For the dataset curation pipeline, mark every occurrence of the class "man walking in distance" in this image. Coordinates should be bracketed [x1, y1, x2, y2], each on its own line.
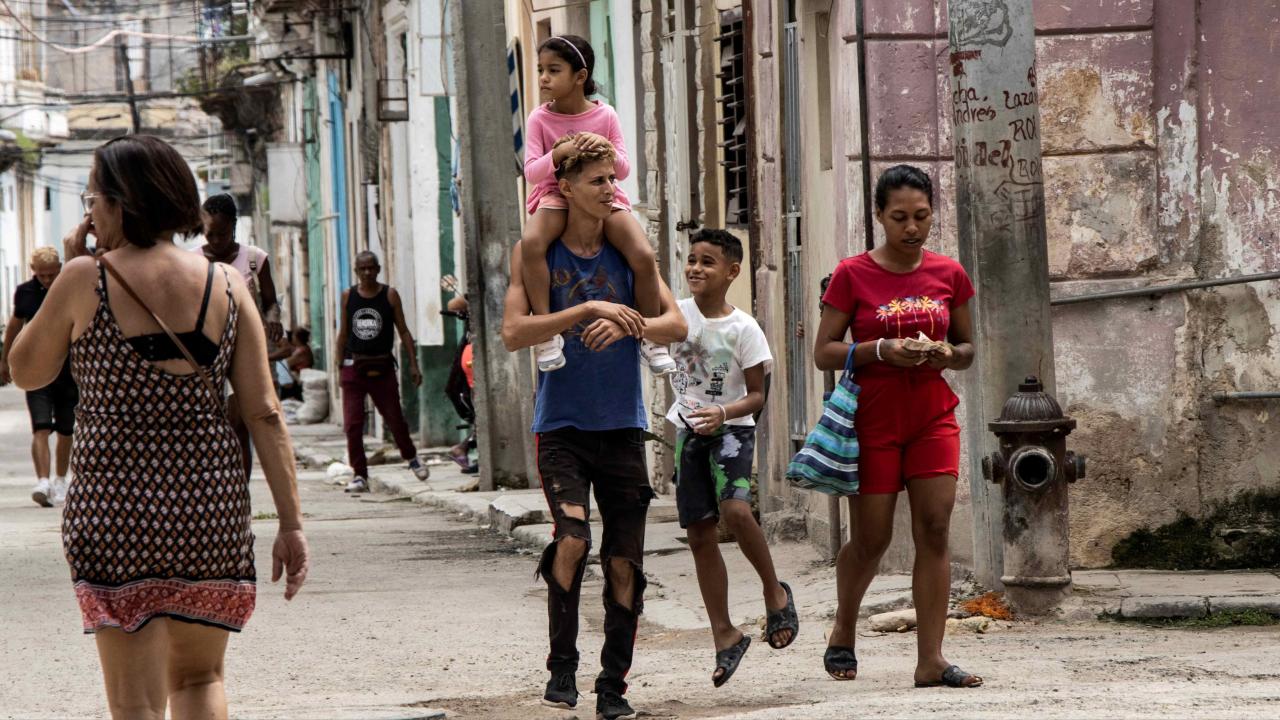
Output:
[0, 247, 78, 506]
[336, 251, 431, 493]
[197, 193, 284, 478]
[501, 140, 687, 720]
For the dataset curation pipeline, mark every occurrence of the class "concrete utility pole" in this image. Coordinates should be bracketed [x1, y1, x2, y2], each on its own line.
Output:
[117, 42, 142, 134]
[451, 0, 536, 490]
[945, 0, 1055, 592]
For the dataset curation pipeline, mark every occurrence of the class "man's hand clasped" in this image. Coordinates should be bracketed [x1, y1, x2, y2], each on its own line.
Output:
[577, 300, 645, 352]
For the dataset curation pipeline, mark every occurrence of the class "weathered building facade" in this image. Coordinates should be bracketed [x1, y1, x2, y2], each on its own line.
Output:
[747, 0, 1280, 568]
[0, 0, 68, 318]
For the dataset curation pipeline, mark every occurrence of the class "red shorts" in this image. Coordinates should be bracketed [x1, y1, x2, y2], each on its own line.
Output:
[855, 371, 961, 494]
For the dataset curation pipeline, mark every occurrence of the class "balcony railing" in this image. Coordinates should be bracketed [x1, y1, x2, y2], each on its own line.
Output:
[377, 79, 409, 122]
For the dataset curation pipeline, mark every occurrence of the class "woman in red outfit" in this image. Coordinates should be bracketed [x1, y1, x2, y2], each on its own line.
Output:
[813, 165, 983, 688]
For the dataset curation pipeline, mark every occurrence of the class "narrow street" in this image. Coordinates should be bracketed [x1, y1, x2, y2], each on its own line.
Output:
[0, 382, 1277, 719]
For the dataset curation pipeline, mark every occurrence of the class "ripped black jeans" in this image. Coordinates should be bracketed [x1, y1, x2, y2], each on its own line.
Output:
[536, 427, 655, 695]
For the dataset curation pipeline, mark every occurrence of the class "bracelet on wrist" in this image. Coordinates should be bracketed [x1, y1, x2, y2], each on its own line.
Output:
[875, 338, 885, 362]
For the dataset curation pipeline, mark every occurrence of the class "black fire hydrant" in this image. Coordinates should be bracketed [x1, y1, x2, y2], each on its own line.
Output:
[981, 376, 1086, 614]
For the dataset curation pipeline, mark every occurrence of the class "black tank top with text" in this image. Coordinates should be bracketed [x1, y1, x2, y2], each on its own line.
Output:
[344, 284, 395, 357]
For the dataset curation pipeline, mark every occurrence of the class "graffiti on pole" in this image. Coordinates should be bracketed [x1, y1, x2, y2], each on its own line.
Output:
[949, 0, 1013, 50]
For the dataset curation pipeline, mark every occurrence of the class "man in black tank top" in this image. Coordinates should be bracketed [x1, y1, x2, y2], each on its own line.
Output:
[335, 251, 430, 491]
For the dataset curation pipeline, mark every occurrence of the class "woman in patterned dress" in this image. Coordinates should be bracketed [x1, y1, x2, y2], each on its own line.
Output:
[10, 135, 309, 719]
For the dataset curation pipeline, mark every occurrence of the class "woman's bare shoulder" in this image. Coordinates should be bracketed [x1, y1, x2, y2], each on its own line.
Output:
[56, 256, 100, 295]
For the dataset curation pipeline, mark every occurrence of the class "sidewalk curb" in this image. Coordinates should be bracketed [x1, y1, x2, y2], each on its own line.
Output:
[295, 437, 692, 558]
[1207, 595, 1280, 615]
[1119, 595, 1208, 619]
[293, 437, 1280, 628]
[298, 437, 921, 623]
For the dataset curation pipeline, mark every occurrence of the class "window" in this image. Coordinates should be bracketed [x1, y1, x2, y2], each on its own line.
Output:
[717, 8, 749, 226]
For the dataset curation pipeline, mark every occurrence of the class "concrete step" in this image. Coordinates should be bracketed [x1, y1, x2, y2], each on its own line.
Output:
[414, 490, 503, 520]
[488, 489, 679, 534]
[510, 519, 688, 558]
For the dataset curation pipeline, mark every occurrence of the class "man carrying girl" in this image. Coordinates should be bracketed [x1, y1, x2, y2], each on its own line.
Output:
[520, 34, 676, 377]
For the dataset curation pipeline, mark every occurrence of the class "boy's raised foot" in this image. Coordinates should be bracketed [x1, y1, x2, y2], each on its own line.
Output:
[641, 340, 677, 375]
[537, 335, 567, 372]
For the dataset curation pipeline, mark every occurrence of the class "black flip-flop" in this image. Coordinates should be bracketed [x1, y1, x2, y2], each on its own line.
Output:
[915, 664, 984, 688]
[765, 581, 799, 649]
[712, 634, 752, 687]
[824, 645, 858, 681]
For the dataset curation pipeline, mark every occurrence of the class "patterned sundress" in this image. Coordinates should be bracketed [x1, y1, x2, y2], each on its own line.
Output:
[62, 263, 256, 633]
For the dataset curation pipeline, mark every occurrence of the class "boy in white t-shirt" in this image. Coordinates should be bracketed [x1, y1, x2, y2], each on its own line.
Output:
[667, 229, 797, 688]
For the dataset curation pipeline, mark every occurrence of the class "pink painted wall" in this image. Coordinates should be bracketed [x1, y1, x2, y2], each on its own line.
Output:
[777, 0, 1280, 567]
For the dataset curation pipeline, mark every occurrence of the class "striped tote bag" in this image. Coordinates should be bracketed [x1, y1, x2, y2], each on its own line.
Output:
[787, 343, 860, 496]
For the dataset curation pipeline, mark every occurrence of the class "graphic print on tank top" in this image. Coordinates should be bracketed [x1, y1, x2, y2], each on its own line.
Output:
[533, 240, 645, 433]
[552, 264, 627, 354]
[352, 306, 384, 341]
[345, 284, 396, 356]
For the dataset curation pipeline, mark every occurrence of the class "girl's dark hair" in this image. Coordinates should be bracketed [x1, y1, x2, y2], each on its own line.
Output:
[874, 164, 934, 212]
[92, 135, 202, 248]
[202, 193, 238, 225]
[539, 34, 599, 97]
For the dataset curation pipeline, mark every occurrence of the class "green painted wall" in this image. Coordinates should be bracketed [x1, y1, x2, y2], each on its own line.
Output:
[589, 0, 615, 103]
[415, 96, 464, 448]
[304, 78, 327, 368]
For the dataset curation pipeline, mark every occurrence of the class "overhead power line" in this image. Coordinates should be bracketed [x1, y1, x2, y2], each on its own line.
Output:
[0, 0, 252, 54]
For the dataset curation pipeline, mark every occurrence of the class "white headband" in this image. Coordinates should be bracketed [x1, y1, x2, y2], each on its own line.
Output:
[549, 36, 588, 70]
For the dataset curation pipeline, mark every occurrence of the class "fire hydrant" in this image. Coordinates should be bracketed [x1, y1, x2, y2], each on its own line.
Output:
[981, 376, 1086, 615]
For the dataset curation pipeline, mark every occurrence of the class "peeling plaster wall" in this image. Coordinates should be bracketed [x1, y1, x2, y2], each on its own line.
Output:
[750, 0, 1280, 570]
[1192, 0, 1280, 516]
[1021, 0, 1280, 568]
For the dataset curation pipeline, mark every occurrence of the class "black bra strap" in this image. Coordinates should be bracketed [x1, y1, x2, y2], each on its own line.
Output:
[194, 261, 215, 334]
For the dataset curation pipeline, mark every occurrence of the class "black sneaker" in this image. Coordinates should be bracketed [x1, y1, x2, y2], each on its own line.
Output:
[542, 671, 578, 709]
[595, 690, 636, 720]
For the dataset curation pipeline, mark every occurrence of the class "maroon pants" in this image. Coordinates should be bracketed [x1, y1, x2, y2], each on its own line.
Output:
[340, 365, 418, 479]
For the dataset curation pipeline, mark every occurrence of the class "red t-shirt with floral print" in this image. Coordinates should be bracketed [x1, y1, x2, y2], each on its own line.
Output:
[821, 250, 974, 381]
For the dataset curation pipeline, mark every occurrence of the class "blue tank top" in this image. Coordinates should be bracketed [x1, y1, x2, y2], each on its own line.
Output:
[532, 239, 646, 433]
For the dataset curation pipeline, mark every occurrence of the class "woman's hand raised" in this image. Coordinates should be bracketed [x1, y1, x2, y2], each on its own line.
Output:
[62, 215, 97, 260]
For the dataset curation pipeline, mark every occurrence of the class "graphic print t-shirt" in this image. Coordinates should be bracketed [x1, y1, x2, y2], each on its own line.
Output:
[666, 298, 773, 428]
[532, 240, 645, 433]
[14, 277, 73, 383]
[821, 250, 974, 380]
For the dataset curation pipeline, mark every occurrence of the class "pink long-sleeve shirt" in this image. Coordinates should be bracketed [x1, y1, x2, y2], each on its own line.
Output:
[523, 100, 632, 215]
